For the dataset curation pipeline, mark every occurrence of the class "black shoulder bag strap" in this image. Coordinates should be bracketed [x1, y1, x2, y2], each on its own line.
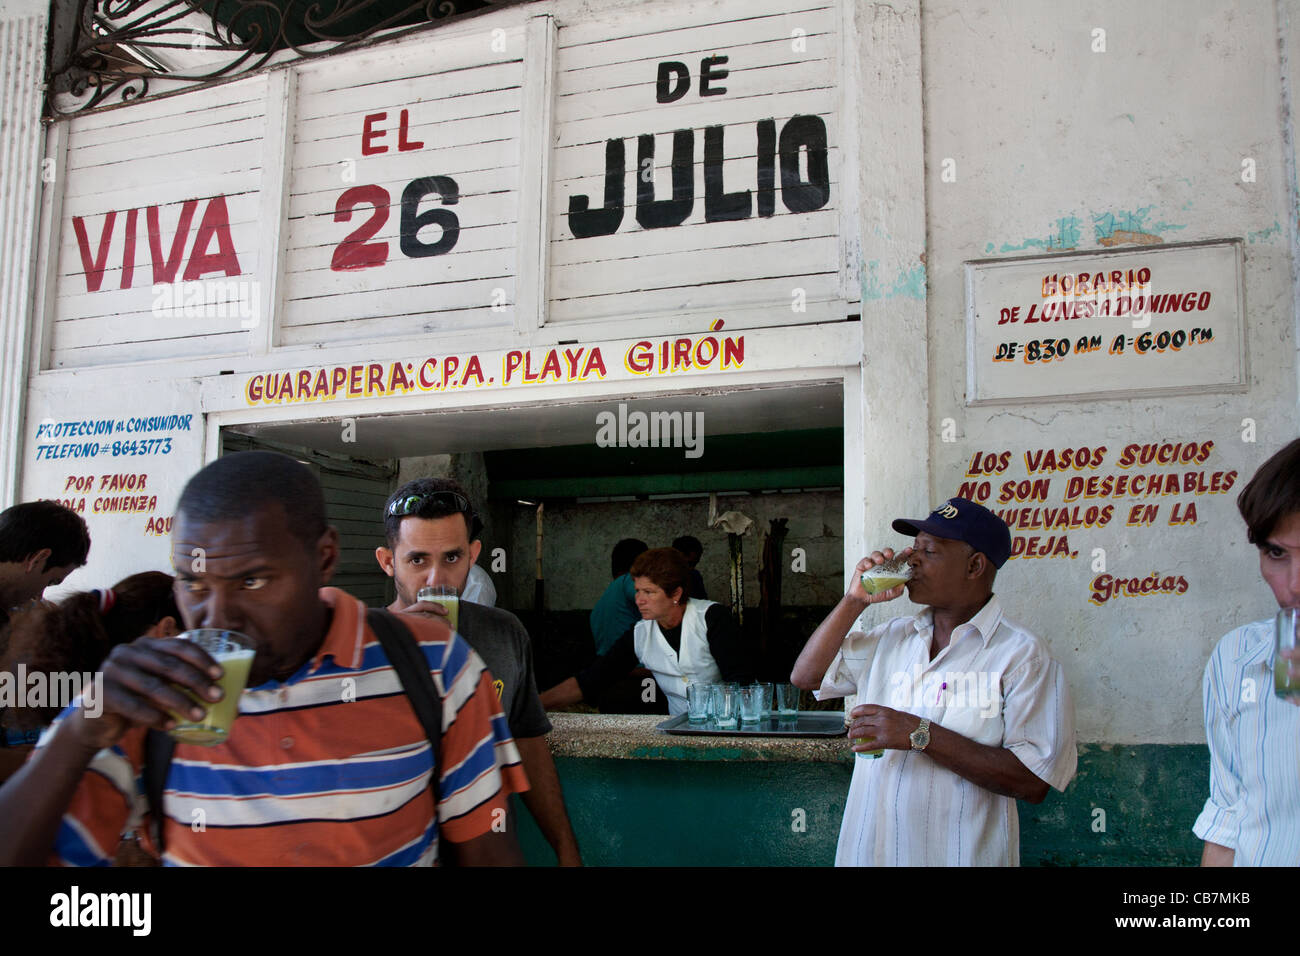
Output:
[365, 608, 443, 809]
[143, 728, 174, 855]
[142, 610, 444, 857]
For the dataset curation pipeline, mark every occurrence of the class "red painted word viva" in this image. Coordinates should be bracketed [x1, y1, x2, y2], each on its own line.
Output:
[73, 196, 241, 292]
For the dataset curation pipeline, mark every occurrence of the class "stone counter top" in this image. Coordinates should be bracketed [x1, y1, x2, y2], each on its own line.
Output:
[544, 712, 855, 762]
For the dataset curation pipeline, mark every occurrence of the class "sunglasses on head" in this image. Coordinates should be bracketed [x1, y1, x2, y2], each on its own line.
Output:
[387, 491, 483, 538]
[387, 491, 472, 517]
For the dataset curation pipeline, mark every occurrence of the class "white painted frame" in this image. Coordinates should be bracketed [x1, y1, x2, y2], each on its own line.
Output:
[964, 238, 1250, 406]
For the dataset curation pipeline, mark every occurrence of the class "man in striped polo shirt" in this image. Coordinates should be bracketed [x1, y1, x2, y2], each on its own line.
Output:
[0, 451, 528, 866]
[1197, 437, 1300, 866]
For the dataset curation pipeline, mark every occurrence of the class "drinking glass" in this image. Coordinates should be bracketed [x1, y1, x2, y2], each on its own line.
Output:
[739, 685, 766, 723]
[846, 706, 883, 759]
[687, 681, 712, 723]
[417, 585, 460, 631]
[860, 556, 912, 595]
[774, 683, 800, 719]
[712, 684, 739, 729]
[168, 629, 256, 746]
[1275, 608, 1300, 700]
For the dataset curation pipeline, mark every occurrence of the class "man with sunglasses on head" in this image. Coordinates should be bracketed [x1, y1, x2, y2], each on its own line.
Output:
[376, 478, 582, 866]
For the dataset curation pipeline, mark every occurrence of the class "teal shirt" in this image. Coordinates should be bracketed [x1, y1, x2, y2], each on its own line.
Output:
[590, 573, 639, 655]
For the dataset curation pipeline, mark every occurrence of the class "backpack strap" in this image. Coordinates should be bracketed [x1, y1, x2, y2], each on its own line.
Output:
[366, 609, 443, 809]
[143, 728, 175, 856]
[140, 610, 444, 859]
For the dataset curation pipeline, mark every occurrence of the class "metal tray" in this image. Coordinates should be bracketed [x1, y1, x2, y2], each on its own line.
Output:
[656, 711, 848, 738]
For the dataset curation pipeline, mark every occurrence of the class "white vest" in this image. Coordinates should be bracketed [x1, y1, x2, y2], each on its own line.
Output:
[633, 600, 722, 716]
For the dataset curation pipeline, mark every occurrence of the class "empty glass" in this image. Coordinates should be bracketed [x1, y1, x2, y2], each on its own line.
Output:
[774, 683, 800, 718]
[712, 683, 739, 729]
[739, 685, 766, 723]
[687, 681, 712, 723]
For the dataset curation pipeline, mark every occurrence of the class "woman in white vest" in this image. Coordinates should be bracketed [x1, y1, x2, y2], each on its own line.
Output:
[539, 548, 751, 716]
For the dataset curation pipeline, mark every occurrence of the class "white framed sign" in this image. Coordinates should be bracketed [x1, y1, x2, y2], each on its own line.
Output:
[965, 240, 1246, 404]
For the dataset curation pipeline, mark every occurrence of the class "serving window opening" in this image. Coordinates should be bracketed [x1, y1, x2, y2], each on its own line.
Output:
[219, 382, 845, 713]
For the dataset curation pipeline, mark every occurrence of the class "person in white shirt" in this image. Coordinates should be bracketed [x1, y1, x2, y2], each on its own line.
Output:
[462, 562, 497, 607]
[1196, 436, 1300, 866]
[791, 497, 1077, 866]
[540, 547, 751, 716]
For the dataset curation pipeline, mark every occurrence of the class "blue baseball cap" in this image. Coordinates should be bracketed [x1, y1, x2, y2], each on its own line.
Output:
[891, 497, 1012, 568]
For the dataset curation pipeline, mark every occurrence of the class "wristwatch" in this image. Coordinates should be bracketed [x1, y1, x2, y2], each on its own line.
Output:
[909, 717, 931, 752]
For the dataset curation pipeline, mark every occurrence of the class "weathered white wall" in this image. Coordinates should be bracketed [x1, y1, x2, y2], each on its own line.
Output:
[20, 374, 206, 598]
[15, 0, 1300, 752]
[919, 0, 1299, 743]
[0, 0, 45, 19]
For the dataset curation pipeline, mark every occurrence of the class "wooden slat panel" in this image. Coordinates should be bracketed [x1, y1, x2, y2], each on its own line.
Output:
[550, 273, 839, 323]
[559, 3, 830, 62]
[66, 80, 267, 134]
[48, 332, 250, 369]
[294, 29, 523, 99]
[546, 0, 837, 328]
[51, 75, 266, 370]
[283, 29, 525, 346]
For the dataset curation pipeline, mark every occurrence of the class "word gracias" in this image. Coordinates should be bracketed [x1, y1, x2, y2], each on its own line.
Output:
[246, 333, 745, 405]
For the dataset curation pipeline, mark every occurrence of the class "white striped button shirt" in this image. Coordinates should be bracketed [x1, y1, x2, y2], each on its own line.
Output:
[1194, 618, 1300, 865]
[816, 595, 1077, 866]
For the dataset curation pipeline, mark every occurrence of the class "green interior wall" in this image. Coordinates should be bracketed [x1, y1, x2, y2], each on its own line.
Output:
[512, 744, 1208, 866]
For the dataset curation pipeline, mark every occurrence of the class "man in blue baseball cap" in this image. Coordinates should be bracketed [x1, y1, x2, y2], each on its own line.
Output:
[792, 496, 1077, 866]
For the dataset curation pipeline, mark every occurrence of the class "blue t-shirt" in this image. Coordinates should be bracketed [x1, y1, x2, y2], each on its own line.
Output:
[590, 574, 639, 655]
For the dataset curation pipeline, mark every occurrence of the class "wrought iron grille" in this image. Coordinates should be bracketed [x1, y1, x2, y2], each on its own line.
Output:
[46, 0, 517, 117]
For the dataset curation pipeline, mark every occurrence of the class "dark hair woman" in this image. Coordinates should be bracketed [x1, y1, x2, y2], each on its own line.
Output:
[541, 548, 751, 714]
[0, 572, 181, 742]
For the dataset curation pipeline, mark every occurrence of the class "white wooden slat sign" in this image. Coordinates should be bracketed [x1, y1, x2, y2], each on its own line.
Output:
[965, 240, 1247, 404]
[281, 27, 526, 347]
[548, 0, 839, 327]
[45, 0, 851, 371]
[49, 77, 267, 369]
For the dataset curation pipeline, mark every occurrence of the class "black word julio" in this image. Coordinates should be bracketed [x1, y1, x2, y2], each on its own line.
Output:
[567, 116, 830, 237]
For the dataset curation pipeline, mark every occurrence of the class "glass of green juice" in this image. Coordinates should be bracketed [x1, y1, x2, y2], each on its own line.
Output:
[1274, 608, 1300, 700]
[168, 629, 256, 746]
[860, 556, 912, 595]
[418, 585, 459, 631]
[846, 709, 883, 758]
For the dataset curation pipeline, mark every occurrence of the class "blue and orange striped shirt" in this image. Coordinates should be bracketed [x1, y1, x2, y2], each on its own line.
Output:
[40, 587, 528, 866]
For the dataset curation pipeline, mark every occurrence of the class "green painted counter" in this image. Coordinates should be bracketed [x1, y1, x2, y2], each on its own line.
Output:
[512, 715, 1210, 866]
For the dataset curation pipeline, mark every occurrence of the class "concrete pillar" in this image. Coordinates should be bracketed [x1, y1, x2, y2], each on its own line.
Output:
[0, 2, 47, 506]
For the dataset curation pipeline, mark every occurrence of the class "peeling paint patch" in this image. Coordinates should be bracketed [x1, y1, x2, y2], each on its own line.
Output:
[997, 215, 1081, 254]
[1098, 229, 1163, 247]
[861, 259, 926, 300]
[1247, 220, 1281, 243]
[1093, 207, 1185, 245]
